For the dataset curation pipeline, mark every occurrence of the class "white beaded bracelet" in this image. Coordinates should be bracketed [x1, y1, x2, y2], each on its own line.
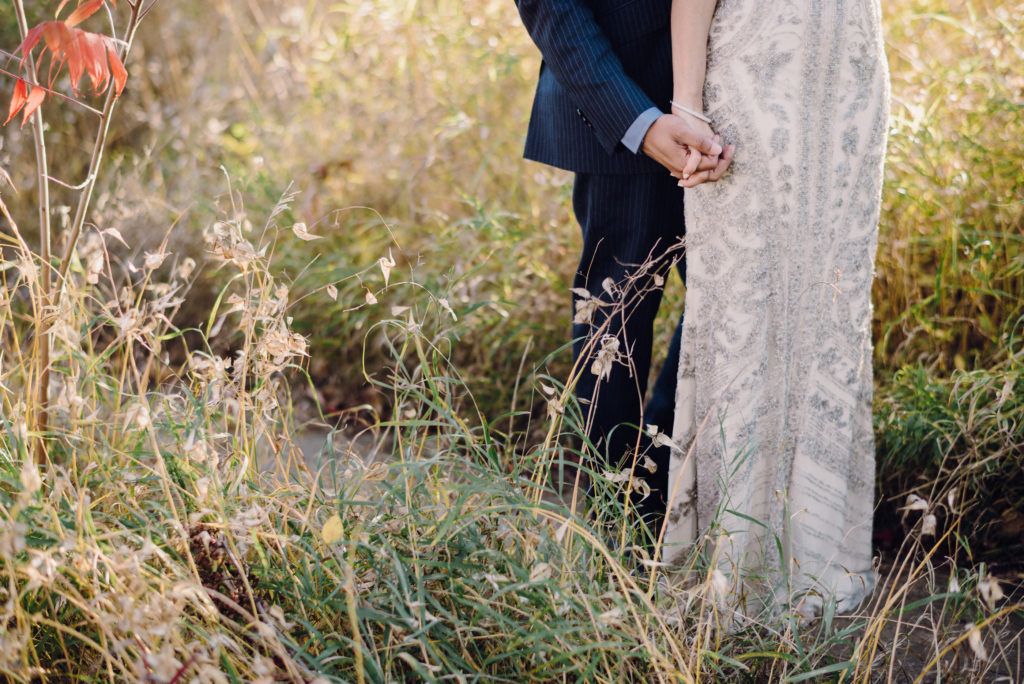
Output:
[670, 100, 712, 124]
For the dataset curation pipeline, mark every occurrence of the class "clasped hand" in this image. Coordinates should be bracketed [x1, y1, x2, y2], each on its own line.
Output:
[641, 113, 734, 188]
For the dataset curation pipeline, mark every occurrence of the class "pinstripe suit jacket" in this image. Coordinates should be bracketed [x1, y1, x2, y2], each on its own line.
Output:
[517, 0, 672, 175]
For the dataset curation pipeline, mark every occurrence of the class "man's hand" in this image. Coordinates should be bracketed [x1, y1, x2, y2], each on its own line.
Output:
[641, 114, 733, 187]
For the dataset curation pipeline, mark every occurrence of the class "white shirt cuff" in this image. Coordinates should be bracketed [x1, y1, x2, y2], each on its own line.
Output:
[621, 107, 663, 154]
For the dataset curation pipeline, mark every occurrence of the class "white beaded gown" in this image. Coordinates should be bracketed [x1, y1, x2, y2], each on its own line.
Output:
[663, 0, 890, 616]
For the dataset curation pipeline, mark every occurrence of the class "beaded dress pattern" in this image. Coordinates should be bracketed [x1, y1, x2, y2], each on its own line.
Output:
[665, 0, 890, 614]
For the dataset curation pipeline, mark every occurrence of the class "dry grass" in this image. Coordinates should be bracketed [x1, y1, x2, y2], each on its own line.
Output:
[0, 0, 1021, 681]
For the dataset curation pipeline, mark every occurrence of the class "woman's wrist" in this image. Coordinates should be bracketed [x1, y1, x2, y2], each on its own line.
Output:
[671, 88, 703, 109]
[670, 100, 712, 124]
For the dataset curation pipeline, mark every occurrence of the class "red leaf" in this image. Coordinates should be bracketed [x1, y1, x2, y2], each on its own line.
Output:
[4, 79, 28, 126]
[32, 22, 75, 90]
[20, 85, 47, 127]
[15, 24, 46, 66]
[65, 0, 105, 28]
[106, 42, 127, 96]
[79, 31, 110, 93]
[42, 23, 62, 52]
[65, 27, 87, 93]
[57, 0, 116, 21]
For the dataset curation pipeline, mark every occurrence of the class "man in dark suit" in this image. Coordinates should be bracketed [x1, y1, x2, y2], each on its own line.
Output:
[516, 0, 733, 544]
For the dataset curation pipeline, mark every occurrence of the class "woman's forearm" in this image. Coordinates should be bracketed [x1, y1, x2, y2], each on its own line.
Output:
[671, 0, 718, 110]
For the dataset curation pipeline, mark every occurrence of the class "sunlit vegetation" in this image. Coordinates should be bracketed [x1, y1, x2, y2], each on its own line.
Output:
[0, 0, 1020, 680]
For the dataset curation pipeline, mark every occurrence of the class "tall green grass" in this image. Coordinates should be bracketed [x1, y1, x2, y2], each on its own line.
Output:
[876, 3, 1024, 371]
[2, 200, 1019, 679]
[870, 1, 1024, 542]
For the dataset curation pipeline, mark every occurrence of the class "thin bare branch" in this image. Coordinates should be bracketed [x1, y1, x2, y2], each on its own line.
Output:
[44, 173, 93, 191]
[138, 0, 161, 22]
[12, 0, 53, 467]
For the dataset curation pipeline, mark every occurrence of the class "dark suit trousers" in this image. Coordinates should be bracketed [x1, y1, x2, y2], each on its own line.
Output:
[571, 171, 685, 542]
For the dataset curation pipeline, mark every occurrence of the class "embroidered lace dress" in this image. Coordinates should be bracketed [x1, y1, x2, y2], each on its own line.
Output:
[664, 0, 890, 617]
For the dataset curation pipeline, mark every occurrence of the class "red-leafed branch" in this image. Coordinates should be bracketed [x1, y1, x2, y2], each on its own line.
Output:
[4, 0, 126, 127]
[3, 0, 152, 465]
[57, 0, 146, 287]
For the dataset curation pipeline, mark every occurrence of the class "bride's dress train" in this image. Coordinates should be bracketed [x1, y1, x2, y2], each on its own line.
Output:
[663, 0, 889, 618]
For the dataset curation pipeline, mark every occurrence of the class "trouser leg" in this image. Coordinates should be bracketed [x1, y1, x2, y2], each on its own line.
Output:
[640, 311, 684, 535]
[570, 171, 686, 542]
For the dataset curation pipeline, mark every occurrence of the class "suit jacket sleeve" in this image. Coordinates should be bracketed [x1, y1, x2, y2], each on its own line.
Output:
[516, 0, 659, 155]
